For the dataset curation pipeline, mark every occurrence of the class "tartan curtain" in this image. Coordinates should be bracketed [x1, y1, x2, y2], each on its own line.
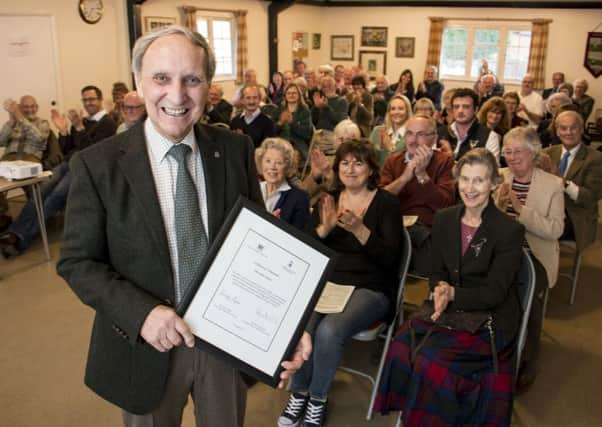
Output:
[527, 20, 550, 89]
[426, 17, 446, 72]
[233, 11, 248, 85]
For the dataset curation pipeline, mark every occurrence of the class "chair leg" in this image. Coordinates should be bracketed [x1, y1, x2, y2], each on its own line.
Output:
[569, 251, 582, 305]
[365, 327, 394, 420]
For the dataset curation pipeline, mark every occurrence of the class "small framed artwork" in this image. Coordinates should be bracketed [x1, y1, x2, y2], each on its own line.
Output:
[331, 35, 354, 61]
[312, 33, 321, 50]
[359, 50, 387, 80]
[584, 32, 602, 78]
[144, 16, 176, 33]
[361, 27, 387, 47]
[395, 37, 415, 58]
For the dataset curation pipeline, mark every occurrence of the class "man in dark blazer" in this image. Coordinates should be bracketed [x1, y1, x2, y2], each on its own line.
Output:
[57, 26, 310, 426]
[230, 84, 275, 147]
[544, 110, 602, 252]
[542, 71, 565, 100]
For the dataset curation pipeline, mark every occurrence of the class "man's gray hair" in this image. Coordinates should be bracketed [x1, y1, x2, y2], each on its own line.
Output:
[131, 25, 216, 82]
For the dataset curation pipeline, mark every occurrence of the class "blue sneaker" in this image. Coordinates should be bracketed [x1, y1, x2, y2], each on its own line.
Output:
[303, 398, 327, 427]
[278, 392, 309, 427]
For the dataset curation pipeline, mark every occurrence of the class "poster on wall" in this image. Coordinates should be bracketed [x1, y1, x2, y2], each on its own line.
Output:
[292, 32, 309, 59]
[584, 32, 602, 78]
[312, 33, 321, 50]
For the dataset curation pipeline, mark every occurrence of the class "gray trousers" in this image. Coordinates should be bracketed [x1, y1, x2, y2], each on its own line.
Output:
[123, 345, 247, 427]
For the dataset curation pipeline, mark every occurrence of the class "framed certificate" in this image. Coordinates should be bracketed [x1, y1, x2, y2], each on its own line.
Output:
[178, 197, 336, 387]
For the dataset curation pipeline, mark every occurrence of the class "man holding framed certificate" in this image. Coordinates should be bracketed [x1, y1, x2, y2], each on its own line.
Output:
[58, 25, 311, 427]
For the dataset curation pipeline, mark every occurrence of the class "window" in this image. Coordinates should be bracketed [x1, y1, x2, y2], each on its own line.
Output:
[440, 22, 531, 83]
[196, 12, 236, 80]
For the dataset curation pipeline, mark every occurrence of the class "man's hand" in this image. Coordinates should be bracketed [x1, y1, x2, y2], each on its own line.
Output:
[51, 109, 69, 135]
[68, 109, 84, 131]
[278, 331, 312, 388]
[310, 149, 330, 180]
[312, 92, 327, 108]
[413, 145, 433, 178]
[140, 305, 195, 352]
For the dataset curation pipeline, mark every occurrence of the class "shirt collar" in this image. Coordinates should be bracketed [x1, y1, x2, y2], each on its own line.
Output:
[144, 117, 197, 164]
[260, 180, 291, 196]
[88, 110, 107, 122]
[243, 108, 261, 123]
[561, 143, 581, 158]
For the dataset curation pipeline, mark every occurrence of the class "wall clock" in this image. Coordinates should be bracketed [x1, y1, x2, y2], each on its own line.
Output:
[79, 0, 104, 24]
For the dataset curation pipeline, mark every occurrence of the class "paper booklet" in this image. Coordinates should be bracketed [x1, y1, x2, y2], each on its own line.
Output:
[403, 215, 418, 227]
[314, 281, 355, 314]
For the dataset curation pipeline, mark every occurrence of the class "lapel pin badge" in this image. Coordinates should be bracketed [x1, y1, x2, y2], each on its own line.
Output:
[214, 151, 220, 158]
[470, 238, 487, 258]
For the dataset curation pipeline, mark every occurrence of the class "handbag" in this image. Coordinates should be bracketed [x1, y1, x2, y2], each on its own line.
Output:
[408, 299, 498, 373]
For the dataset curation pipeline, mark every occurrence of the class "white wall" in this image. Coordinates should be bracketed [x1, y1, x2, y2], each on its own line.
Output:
[0, 0, 130, 118]
[279, 5, 602, 118]
[141, 0, 270, 101]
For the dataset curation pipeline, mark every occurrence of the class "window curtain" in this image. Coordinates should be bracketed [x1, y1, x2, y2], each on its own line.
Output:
[179, 6, 247, 84]
[425, 17, 446, 72]
[233, 11, 248, 85]
[527, 19, 550, 89]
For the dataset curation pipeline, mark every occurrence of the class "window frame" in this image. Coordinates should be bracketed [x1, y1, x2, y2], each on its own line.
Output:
[195, 11, 237, 82]
[439, 20, 532, 84]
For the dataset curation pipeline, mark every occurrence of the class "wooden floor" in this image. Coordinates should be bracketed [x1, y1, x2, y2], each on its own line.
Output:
[1, 199, 602, 427]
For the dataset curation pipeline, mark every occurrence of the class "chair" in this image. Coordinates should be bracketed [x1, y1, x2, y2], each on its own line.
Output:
[337, 226, 412, 420]
[515, 248, 536, 377]
[558, 240, 582, 305]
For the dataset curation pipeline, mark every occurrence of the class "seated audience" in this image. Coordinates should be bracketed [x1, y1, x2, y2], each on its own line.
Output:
[558, 82, 574, 98]
[269, 71, 285, 105]
[495, 127, 564, 393]
[416, 65, 444, 111]
[542, 72, 565, 99]
[116, 92, 145, 133]
[369, 94, 413, 166]
[517, 73, 544, 127]
[256, 138, 309, 230]
[573, 78, 595, 122]
[230, 84, 275, 148]
[346, 75, 374, 137]
[543, 111, 602, 254]
[0, 85, 117, 256]
[107, 81, 128, 125]
[375, 148, 524, 427]
[413, 97, 435, 117]
[300, 119, 361, 205]
[311, 76, 348, 131]
[371, 74, 394, 126]
[283, 70, 295, 88]
[476, 74, 498, 107]
[439, 88, 500, 162]
[294, 59, 306, 78]
[381, 115, 455, 275]
[279, 140, 402, 427]
[274, 82, 313, 162]
[503, 91, 529, 128]
[0, 95, 51, 229]
[435, 89, 456, 155]
[390, 69, 415, 104]
[205, 84, 233, 126]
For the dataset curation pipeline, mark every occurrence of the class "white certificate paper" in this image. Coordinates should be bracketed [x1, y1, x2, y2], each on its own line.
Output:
[183, 203, 332, 380]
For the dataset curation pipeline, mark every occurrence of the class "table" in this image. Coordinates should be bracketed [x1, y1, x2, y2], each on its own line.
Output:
[0, 171, 53, 260]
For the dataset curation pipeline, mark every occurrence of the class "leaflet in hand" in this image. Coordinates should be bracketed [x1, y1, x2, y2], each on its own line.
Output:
[314, 281, 355, 314]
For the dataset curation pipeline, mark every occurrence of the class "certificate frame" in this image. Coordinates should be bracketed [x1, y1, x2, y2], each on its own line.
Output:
[178, 197, 336, 387]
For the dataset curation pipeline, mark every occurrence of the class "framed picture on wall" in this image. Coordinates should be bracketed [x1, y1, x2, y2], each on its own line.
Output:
[359, 50, 387, 80]
[361, 27, 387, 47]
[584, 32, 602, 78]
[312, 33, 321, 50]
[395, 37, 415, 58]
[331, 35, 354, 61]
[144, 16, 176, 33]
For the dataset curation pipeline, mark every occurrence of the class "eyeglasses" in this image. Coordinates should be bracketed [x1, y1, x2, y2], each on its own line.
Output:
[405, 131, 435, 138]
[81, 97, 99, 102]
[502, 149, 527, 157]
[123, 105, 144, 111]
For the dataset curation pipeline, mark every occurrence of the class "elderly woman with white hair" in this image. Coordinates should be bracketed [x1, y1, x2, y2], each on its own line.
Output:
[495, 126, 564, 393]
[572, 78, 595, 122]
[256, 137, 310, 230]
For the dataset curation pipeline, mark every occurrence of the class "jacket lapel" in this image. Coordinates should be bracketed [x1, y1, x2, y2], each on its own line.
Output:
[117, 123, 172, 276]
[565, 144, 587, 181]
[194, 124, 225, 243]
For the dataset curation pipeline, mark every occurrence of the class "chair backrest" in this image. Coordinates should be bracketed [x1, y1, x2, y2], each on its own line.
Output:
[515, 248, 536, 372]
[394, 226, 413, 328]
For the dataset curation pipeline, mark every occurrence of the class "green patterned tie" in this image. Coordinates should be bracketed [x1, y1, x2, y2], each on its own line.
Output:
[167, 143, 209, 303]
